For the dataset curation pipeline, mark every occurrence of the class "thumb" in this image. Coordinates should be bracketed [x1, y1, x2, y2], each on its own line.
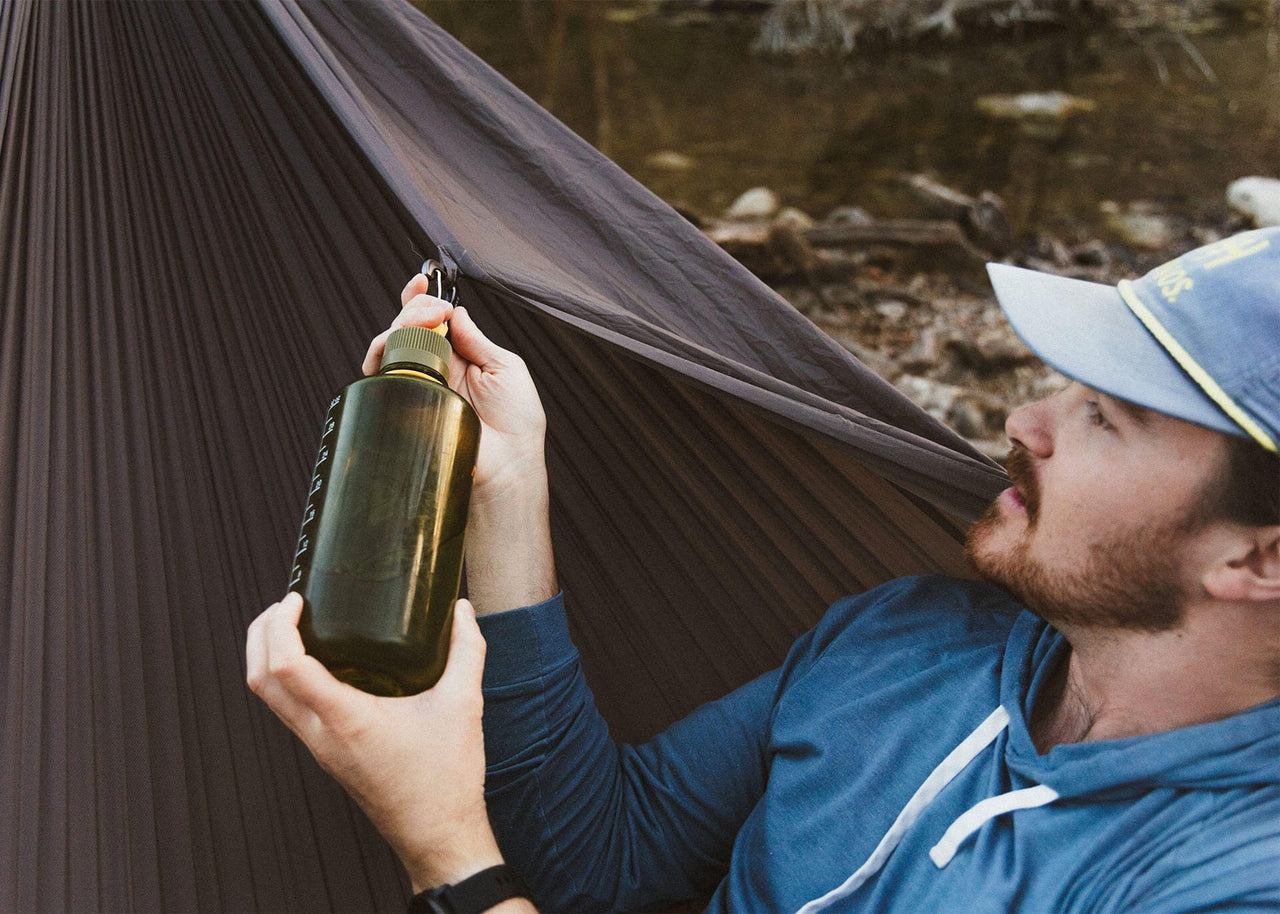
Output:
[448, 307, 507, 372]
[438, 598, 486, 694]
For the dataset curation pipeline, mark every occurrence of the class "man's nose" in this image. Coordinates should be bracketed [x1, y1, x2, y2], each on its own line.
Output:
[1005, 398, 1053, 458]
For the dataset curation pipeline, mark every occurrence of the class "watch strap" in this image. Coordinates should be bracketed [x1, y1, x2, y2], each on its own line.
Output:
[408, 864, 531, 914]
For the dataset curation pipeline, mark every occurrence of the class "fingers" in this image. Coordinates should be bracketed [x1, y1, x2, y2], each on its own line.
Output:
[437, 598, 487, 696]
[401, 272, 432, 307]
[248, 593, 352, 732]
[448, 306, 508, 373]
[363, 291, 455, 376]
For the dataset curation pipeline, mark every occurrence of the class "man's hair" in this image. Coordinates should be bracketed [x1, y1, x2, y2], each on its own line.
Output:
[1215, 435, 1280, 527]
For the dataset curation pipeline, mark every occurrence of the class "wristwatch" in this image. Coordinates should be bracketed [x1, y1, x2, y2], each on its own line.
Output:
[407, 864, 532, 914]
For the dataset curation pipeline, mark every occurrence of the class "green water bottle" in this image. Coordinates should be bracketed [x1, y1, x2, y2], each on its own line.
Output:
[288, 316, 481, 696]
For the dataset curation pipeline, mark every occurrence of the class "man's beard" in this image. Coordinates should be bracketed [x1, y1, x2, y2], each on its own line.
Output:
[964, 445, 1190, 633]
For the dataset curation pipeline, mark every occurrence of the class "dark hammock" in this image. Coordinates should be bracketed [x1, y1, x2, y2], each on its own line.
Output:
[0, 1, 1008, 910]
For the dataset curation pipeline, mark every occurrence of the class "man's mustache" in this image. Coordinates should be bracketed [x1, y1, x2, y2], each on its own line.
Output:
[1005, 444, 1040, 523]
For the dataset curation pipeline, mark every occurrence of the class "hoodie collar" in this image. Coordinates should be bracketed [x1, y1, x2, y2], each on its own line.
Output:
[1000, 613, 1280, 795]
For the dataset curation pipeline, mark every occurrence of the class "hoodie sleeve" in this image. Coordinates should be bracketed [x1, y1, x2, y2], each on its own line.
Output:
[478, 592, 788, 912]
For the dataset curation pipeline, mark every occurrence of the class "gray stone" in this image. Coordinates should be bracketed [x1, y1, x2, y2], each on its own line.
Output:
[645, 150, 696, 172]
[1226, 176, 1280, 227]
[975, 91, 1096, 121]
[726, 187, 781, 220]
[975, 91, 1095, 139]
[1099, 201, 1176, 251]
[875, 300, 909, 322]
[775, 206, 816, 230]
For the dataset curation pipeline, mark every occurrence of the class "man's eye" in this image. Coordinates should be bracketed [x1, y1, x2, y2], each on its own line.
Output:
[1086, 400, 1114, 430]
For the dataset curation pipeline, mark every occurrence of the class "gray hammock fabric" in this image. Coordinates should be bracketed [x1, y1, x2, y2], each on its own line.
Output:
[0, 1, 1007, 910]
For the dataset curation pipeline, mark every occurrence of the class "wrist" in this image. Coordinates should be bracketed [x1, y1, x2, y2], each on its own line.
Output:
[407, 863, 534, 914]
[470, 457, 548, 512]
[406, 842, 506, 895]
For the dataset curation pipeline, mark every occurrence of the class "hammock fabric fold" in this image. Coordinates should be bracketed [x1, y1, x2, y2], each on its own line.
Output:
[0, 1, 1006, 910]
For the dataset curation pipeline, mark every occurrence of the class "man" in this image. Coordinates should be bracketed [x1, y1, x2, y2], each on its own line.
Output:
[248, 228, 1280, 912]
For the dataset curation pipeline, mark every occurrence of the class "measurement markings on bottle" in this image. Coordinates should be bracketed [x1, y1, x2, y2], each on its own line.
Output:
[289, 394, 343, 590]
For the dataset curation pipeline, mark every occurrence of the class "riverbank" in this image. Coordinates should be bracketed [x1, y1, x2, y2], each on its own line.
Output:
[420, 0, 1279, 453]
[705, 172, 1277, 456]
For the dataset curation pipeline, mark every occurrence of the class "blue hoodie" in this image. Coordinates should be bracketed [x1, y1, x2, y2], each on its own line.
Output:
[479, 577, 1280, 912]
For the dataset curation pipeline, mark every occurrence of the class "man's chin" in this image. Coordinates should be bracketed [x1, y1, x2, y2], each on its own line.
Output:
[963, 506, 1186, 633]
[962, 503, 1009, 579]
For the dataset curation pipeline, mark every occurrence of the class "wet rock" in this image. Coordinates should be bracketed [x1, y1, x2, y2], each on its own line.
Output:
[975, 90, 1097, 121]
[1099, 200, 1176, 250]
[726, 187, 780, 220]
[646, 150, 696, 172]
[1226, 176, 1280, 227]
[775, 206, 816, 230]
[975, 90, 1096, 138]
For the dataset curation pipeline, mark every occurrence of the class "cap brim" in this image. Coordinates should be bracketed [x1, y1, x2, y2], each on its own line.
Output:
[987, 263, 1240, 438]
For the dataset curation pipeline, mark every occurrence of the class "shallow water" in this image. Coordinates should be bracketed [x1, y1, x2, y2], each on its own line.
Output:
[418, 2, 1278, 244]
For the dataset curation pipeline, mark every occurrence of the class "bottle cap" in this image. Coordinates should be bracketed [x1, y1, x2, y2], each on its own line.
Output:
[382, 325, 451, 382]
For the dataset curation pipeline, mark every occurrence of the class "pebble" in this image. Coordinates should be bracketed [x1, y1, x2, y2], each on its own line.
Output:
[875, 300, 909, 322]
[1099, 200, 1176, 250]
[775, 206, 816, 230]
[975, 90, 1096, 121]
[726, 187, 781, 220]
[1226, 176, 1280, 227]
[974, 91, 1095, 138]
[645, 150, 696, 172]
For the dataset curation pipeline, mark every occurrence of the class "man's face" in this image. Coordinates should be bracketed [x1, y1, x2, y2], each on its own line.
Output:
[965, 382, 1230, 632]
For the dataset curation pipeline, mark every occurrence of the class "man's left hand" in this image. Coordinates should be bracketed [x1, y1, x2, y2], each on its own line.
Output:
[246, 593, 504, 892]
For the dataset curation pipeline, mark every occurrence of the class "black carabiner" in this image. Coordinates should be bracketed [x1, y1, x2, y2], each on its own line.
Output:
[421, 258, 458, 305]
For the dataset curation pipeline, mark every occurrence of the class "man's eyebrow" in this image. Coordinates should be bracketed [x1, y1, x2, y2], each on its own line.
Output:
[1100, 392, 1153, 427]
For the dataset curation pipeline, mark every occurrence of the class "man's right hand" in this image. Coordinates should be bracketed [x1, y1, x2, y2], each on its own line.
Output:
[363, 274, 559, 615]
[364, 274, 548, 498]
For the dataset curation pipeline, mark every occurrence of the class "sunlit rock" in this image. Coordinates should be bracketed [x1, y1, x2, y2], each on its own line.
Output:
[975, 90, 1096, 139]
[1226, 176, 1280, 227]
[1099, 200, 1175, 250]
[975, 90, 1096, 121]
[725, 187, 780, 220]
[645, 150, 696, 172]
[775, 206, 816, 230]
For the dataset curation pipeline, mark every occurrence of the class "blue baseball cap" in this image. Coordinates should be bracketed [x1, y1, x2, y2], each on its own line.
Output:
[988, 227, 1280, 453]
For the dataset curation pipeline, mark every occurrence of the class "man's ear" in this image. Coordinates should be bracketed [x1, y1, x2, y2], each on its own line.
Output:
[1202, 525, 1280, 602]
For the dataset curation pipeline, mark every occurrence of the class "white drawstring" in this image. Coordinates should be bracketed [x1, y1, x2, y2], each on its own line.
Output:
[795, 706, 1011, 914]
[928, 784, 1059, 868]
